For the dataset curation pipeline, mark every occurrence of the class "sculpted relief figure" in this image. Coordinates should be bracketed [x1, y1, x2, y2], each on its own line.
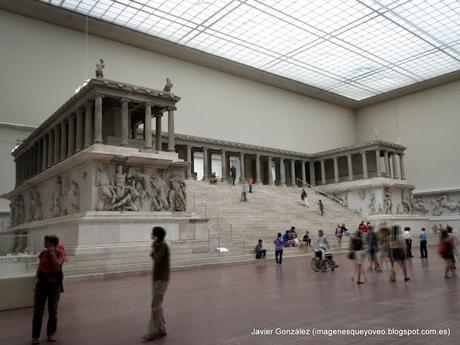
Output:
[368, 192, 376, 215]
[168, 176, 186, 211]
[50, 177, 64, 217]
[430, 197, 443, 216]
[383, 187, 393, 214]
[10, 195, 25, 227]
[29, 189, 43, 221]
[96, 167, 112, 211]
[163, 77, 173, 93]
[150, 175, 170, 211]
[68, 181, 80, 213]
[413, 197, 429, 214]
[439, 194, 460, 213]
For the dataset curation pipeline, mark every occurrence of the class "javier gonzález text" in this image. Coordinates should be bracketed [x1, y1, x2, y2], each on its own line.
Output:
[251, 328, 311, 336]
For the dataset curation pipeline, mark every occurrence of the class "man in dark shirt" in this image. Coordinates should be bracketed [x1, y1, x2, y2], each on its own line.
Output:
[230, 165, 237, 186]
[142, 226, 170, 342]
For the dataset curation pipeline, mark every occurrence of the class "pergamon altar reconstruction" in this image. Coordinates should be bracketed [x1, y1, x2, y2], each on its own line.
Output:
[0, 2, 460, 345]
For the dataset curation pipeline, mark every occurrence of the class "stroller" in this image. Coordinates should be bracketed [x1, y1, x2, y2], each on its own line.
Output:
[311, 249, 336, 272]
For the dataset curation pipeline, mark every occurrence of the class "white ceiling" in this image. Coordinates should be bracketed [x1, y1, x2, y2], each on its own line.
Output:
[40, 0, 460, 100]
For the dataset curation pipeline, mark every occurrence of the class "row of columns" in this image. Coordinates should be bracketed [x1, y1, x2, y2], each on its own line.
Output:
[183, 146, 406, 187]
[15, 96, 176, 185]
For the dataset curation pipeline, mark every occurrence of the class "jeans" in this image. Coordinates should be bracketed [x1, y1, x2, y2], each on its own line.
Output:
[147, 280, 169, 337]
[420, 240, 427, 258]
[32, 281, 60, 339]
[275, 250, 283, 264]
[256, 249, 266, 259]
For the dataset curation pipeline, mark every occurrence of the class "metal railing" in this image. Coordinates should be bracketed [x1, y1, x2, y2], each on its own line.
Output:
[295, 178, 350, 209]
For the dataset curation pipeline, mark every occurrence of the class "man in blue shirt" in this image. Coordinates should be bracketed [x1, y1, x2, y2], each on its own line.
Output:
[419, 228, 428, 258]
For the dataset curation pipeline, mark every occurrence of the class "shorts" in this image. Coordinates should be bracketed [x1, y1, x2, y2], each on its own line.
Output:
[354, 250, 364, 264]
[391, 248, 406, 261]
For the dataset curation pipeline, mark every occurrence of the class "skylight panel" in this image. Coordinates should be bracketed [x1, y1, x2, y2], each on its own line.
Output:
[37, 0, 460, 100]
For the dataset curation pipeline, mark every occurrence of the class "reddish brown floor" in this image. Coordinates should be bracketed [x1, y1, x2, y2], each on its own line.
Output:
[0, 247, 458, 345]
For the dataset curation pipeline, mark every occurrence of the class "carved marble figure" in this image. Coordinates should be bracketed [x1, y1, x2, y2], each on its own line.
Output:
[29, 189, 43, 221]
[383, 187, 393, 214]
[168, 176, 186, 211]
[50, 177, 63, 217]
[163, 78, 173, 93]
[95, 59, 105, 79]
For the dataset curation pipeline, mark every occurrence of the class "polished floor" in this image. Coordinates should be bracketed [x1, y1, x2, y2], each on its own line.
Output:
[0, 247, 458, 345]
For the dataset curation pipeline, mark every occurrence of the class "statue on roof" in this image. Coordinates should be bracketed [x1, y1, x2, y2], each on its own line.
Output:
[163, 78, 173, 93]
[95, 59, 105, 79]
[372, 127, 379, 140]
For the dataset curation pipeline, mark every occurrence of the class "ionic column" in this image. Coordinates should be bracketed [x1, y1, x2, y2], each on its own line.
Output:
[60, 120, 67, 160]
[42, 136, 48, 170]
[167, 107, 175, 152]
[362, 151, 368, 179]
[399, 153, 406, 179]
[186, 145, 193, 179]
[121, 99, 129, 147]
[30, 146, 35, 176]
[301, 160, 306, 186]
[84, 102, 92, 148]
[375, 149, 381, 176]
[280, 158, 286, 186]
[384, 150, 390, 177]
[203, 147, 209, 181]
[320, 159, 326, 185]
[392, 152, 399, 179]
[334, 157, 339, 183]
[309, 161, 316, 186]
[240, 152, 245, 182]
[76, 108, 83, 152]
[68, 115, 75, 156]
[155, 113, 162, 151]
[53, 126, 59, 164]
[290, 160, 296, 186]
[48, 131, 54, 166]
[94, 95, 103, 144]
[347, 153, 353, 181]
[256, 153, 262, 185]
[222, 150, 227, 182]
[268, 156, 273, 185]
[144, 103, 153, 150]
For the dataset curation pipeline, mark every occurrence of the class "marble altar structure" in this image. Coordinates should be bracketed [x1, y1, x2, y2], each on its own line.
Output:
[3, 76, 208, 255]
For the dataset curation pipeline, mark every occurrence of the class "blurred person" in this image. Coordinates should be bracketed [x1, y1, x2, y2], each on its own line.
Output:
[317, 229, 338, 268]
[367, 226, 381, 271]
[335, 224, 343, 249]
[439, 226, 456, 278]
[210, 172, 218, 184]
[300, 231, 311, 254]
[350, 231, 365, 284]
[240, 182, 248, 202]
[389, 226, 410, 282]
[230, 165, 237, 186]
[32, 235, 65, 345]
[141, 226, 170, 342]
[247, 175, 254, 193]
[301, 188, 309, 207]
[404, 227, 413, 258]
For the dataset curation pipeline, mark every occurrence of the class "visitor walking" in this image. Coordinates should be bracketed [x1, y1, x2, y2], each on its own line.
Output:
[389, 226, 410, 282]
[247, 175, 254, 193]
[241, 182, 248, 202]
[300, 230, 310, 254]
[335, 224, 343, 249]
[141, 226, 170, 342]
[350, 231, 365, 284]
[318, 200, 325, 216]
[301, 188, 309, 207]
[230, 165, 237, 186]
[419, 227, 428, 258]
[274, 233, 284, 265]
[439, 227, 456, 279]
[367, 226, 381, 271]
[32, 235, 65, 345]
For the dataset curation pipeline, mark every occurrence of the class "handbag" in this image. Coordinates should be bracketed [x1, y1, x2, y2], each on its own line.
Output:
[438, 242, 447, 256]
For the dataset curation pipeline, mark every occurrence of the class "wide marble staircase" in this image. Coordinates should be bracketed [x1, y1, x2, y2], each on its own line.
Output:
[22, 181, 363, 281]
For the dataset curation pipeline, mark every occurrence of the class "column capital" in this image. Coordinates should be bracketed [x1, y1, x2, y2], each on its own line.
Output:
[166, 106, 177, 111]
[154, 112, 163, 118]
[145, 102, 154, 107]
[120, 97, 130, 103]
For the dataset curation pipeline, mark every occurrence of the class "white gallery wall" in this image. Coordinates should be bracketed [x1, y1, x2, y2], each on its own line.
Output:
[355, 80, 460, 192]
